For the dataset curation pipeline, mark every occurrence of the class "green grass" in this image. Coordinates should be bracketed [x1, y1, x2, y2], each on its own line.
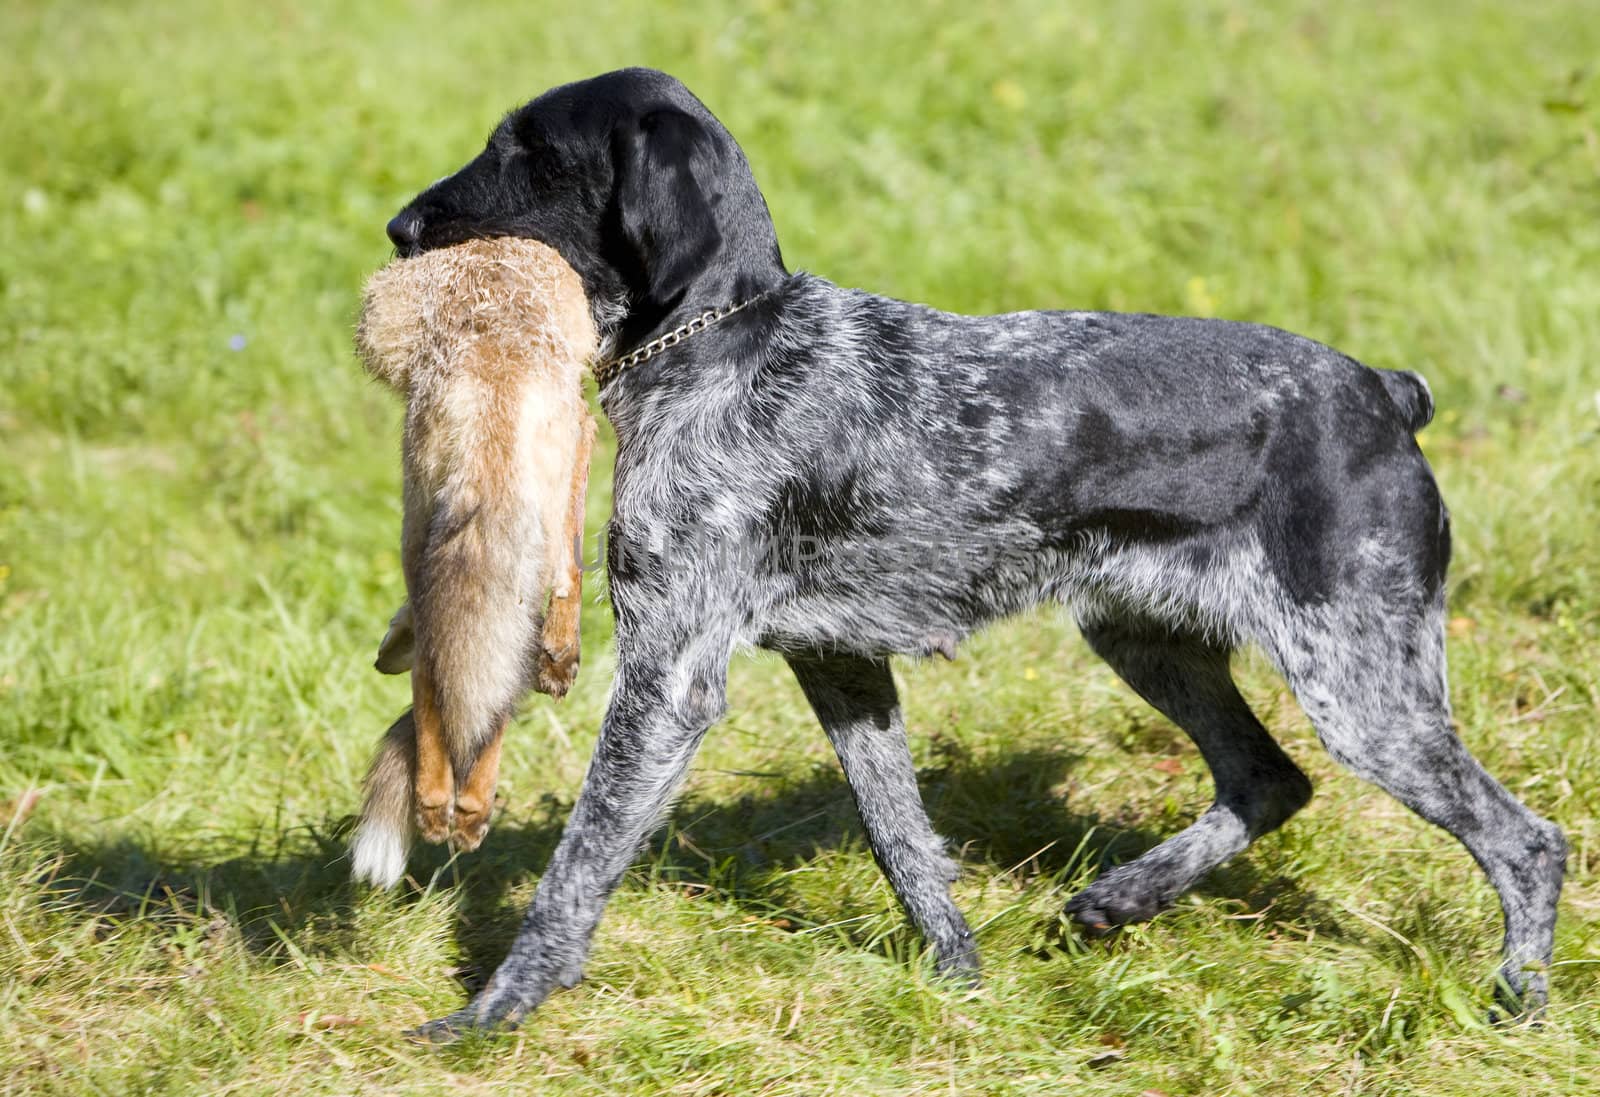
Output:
[2, 1, 1598, 1093]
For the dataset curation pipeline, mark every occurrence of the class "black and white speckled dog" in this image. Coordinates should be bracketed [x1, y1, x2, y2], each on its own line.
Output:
[382, 68, 1565, 1039]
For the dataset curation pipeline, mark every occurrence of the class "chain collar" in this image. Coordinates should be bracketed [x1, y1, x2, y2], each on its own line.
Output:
[591, 295, 763, 393]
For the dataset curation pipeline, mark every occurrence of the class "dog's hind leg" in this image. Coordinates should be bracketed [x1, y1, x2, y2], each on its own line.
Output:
[1066, 618, 1312, 930]
[1269, 598, 1566, 1016]
[787, 653, 979, 981]
[451, 717, 506, 853]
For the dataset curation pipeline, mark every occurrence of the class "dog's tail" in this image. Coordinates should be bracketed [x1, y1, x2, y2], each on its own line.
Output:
[350, 711, 416, 888]
[1377, 368, 1435, 433]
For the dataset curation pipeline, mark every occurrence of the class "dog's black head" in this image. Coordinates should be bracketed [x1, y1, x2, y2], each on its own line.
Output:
[387, 68, 787, 349]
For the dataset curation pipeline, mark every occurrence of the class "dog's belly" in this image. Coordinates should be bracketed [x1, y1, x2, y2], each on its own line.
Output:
[752, 509, 1205, 658]
[755, 544, 1066, 657]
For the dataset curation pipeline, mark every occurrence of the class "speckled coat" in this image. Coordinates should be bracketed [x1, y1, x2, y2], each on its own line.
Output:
[377, 68, 1566, 1039]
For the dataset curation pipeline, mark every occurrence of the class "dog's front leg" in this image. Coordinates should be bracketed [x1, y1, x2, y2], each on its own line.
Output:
[410, 624, 731, 1042]
[787, 653, 979, 981]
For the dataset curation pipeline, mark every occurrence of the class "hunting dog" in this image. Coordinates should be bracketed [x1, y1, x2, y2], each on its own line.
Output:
[381, 68, 1565, 1039]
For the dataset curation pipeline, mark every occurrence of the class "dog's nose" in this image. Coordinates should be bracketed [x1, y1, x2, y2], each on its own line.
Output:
[386, 211, 423, 252]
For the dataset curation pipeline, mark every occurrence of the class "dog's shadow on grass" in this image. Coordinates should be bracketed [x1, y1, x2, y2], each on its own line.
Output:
[445, 742, 1339, 989]
[29, 743, 1333, 991]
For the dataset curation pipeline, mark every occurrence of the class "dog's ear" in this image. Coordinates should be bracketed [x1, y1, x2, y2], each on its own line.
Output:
[613, 108, 722, 307]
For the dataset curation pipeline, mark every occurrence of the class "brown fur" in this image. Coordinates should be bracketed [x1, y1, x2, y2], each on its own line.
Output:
[348, 238, 598, 887]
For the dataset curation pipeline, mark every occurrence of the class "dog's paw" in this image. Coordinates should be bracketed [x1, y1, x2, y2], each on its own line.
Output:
[415, 797, 454, 846]
[933, 943, 982, 988]
[535, 644, 579, 699]
[1064, 864, 1175, 933]
[1490, 962, 1549, 1026]
[405, 986, 532, 1045]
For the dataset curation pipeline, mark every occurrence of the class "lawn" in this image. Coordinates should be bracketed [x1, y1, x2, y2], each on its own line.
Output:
[2, 1, 1598, 1093]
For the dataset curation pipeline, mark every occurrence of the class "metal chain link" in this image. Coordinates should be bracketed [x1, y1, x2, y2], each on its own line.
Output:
[591, 296, 760, 392]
